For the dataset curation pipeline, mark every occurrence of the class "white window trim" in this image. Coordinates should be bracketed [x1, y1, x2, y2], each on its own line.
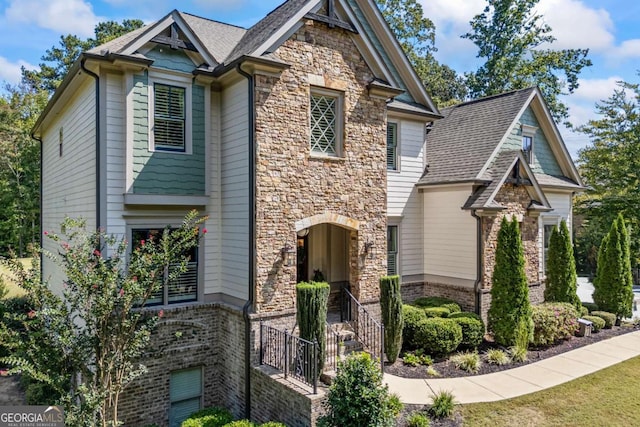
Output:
[541, 215, 561, 275]
[126, 219, 203, 307]
[387, 120, 400, 172]
[521, 124, 537, 165]
[148, 72, 193, 155]
[309, 86, 344, 158]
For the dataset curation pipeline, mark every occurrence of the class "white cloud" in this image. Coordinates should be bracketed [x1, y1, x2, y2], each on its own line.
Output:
[536, 0, 614, 51]
[4, 0, 101, 37]
[610, 39, 640, 59]
[0, 57, 34, 85]
[419, 0, 484, 30]
[572, 76, 623, 102]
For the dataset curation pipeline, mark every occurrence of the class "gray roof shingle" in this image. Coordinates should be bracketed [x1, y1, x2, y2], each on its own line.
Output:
[178, 12, 247, 64]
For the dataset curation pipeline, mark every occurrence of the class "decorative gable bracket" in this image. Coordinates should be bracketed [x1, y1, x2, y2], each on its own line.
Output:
[151, 23, 197, 52]
[304, 0, 357, 32]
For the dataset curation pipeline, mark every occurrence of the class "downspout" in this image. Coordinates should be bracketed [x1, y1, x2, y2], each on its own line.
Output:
[237, 63, 256, 420]
[31, 132, 43, 280]
[471, 210, 482, 315]
[80, 58, 101, 232]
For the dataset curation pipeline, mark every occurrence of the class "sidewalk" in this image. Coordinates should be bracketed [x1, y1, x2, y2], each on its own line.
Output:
[384, 330, 640, 405]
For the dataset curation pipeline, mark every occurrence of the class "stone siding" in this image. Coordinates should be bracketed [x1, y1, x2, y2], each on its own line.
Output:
[253, 19, 388, 315]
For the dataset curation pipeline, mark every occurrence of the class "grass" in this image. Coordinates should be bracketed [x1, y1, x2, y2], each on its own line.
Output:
[0, 258, 30, 298]
[461, 355, 640, 426]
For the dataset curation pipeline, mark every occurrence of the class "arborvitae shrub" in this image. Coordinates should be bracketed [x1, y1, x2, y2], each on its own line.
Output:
[488, 217, 533, 347]
[450, 316, 485, 349]
[380, 275, 404, 363]
[296, 281, 330, 373]
[544, 220, 580, 310]
[414, 318, 462, 356]
[402, 304, 427, 349]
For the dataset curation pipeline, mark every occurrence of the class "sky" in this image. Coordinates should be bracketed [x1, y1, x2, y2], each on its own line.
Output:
[0, 0, 638, 159]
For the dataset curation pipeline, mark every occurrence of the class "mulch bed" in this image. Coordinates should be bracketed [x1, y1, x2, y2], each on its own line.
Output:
[390, 322, 640, 427]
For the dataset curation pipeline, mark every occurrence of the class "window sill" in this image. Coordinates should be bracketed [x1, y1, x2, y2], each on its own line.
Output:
[309, 153, 345, 162]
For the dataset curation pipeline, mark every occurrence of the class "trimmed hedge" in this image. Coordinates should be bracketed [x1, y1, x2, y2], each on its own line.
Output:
[224, 422, 256, 427]
[582, 315, 606, 332]
[582, 302, 599, 313]
[403, 305, 427, 349]
[413, 318, 462, 356]
[531, 302, 578, 347]
[591, 311, 616, 329]
[423, 307, 450, 318]
[449, 312, 482, 321]
[181, 407, 233, 427]
[450, 315, 485, 349]
[413, 297, 461, 314]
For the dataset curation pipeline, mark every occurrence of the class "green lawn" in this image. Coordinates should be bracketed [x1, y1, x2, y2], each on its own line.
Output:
[461, 355, 640, 426]
[0, 258, 30, 298]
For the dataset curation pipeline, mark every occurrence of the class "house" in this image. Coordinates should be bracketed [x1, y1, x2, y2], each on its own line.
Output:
[32, 0, 441, 425]
[397, 87, 584, 319]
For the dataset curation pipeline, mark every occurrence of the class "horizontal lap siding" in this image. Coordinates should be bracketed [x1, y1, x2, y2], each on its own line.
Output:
[220, 81, 249, 300]
[105, 72, 127, 239]
[42, 78, 97, 293]
[204, 91, 221, 296]
[423, 186, 476, 280]
[387, 119, 425, 276]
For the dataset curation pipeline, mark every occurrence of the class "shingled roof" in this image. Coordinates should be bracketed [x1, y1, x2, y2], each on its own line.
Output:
[419, 88, 536, 186]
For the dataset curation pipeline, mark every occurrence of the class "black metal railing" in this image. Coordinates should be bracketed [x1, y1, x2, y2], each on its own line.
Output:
[325, 322, 341, 372]
[260, 323, 318, 393]
[340, 287, 385, 372]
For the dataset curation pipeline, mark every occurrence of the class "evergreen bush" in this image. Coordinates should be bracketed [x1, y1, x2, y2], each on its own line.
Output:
[422, 307, 450, 318]
[488, 217, 533, 347]
[181, 407, 233, 427]
[544, 220, 580, 310]
[296, 281, 329, 373]
[413, 297, 461, 313]
[593, 214, 634, 321]
[582, 315, 605, 332]
[402, 305, 427, 349]
[380, 275, 404, 363]
[318, 352, 401, 427]
[582, 302, 599, 313]
[590, 311, 616, 329]
[414, 318, 462, 356]
[450, 315, 485, 349]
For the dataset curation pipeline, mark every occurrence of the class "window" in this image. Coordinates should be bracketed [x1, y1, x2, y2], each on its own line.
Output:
[387, 225, 398, 276]
[170, 367, 202, 427]
[310, 88, 343, 156]
[153, 83, 186, 152]
[59, 127, 63, 157]
[387, 122, 398, 170]
[132, 228, 198, 305]
[522, 135, 533, 163]
[543, 223, 556, 270]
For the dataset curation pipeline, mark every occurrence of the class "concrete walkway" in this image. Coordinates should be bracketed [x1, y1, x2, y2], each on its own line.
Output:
[384, 330, 640, 405]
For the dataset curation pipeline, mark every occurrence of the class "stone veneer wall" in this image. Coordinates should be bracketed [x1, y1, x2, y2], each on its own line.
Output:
[252, 19, 388, 315]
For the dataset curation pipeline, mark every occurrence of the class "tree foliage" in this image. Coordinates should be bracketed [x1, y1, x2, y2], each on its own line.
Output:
[592, 214, 634, 320]
[488, 216, 533, 347]
[375, 0, 467, 105]
[463, 0, 591, 125]
[544, 220, 580, 309]
[295, 281, 329, 373]
[22, 19, 144, 93]
[576, 77, 640, 270]
[379, 275, 403, 363]
[0, 211, 205, 426]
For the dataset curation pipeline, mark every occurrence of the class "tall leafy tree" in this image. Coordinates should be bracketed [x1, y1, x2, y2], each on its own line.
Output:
[544, 220, 580, 309]
[22, 19, 144, 93]
[592, 214, 634, 320]
[463, 0, 591, 125]
[375, 0, 467, 105]
[488, 216, 533, 347]
[576, 77, 640, 270]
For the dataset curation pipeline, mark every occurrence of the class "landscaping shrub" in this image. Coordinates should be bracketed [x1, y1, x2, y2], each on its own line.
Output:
[488, 217, 533, 347]
[414, 297, 461, 314]
[579, 305, 589, 317]
[429, 390, 456, 418]
[319, 352, 401, 427]
[448, 311, 482, 321]
[296, 281, 329, 373]
[426, 366, 440, 377]
[423, 307, 450, 318]
[223, 422, 256, 427]
[582, 302, 599, 313]
[582, 315, 605, 332]
[509, 320, 530, 362]
[544, 220, 580, 310]
[403, 305, 427, 349]
[260, 423, 287, 427]
[407, 411, 431, 427]
[593, 214, 634, 321]
[531, 302, 579, 347]
[380, 275, 404, 363]
[591, 311, 616, 329]
[414, 318, 462, 356]
[449, 351, 481, 373]
[485, 348, 510, 365]
[402, 350, 433, 367]
[450, 315, 485, 349]
[181, 407, 233, 427]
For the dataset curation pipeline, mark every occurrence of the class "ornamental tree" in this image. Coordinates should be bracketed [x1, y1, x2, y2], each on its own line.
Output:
[593, 213, 634, 320]
[544, 220, 580, 310]
[296, 281, 329, 374]
[488, 216, 533, 347]
[380, 275, 403, 363]
[0, 210, 205, 426]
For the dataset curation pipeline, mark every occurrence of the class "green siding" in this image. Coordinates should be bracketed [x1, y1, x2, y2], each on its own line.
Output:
[146, 45, 196, 73]
[132, 72, 206, 195]
[499, 107, 563, 176]
[345, 0, 413, 104]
